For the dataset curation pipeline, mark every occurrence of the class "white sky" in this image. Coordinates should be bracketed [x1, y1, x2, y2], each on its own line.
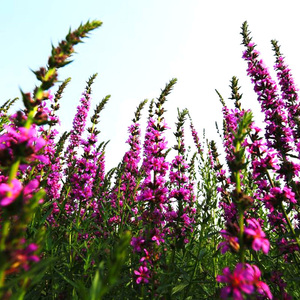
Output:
[1, 0, 300, 169]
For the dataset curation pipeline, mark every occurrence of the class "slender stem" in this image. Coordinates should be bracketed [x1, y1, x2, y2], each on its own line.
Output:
[236, 169, 245, 264]
[238, 206, 245, 264]
[25, 106, 37, 129]
[234, 139, 245, 264]
[0, 270, 6, 298]
[8, 159, 20, 183]
[0, 223, 9, 289]
[212, 208, 218, 280]
[280, 201, 300, 250]
[183, 224, 206, 299]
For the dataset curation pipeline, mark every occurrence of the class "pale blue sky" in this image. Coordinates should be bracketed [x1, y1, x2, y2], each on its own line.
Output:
[1, 0, 300, 169]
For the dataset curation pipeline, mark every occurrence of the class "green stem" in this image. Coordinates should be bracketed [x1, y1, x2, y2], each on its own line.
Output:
[183, 224, 206, 299]
[24, 106, 37, 129]
[0, 219, 10, 292]
[280, 201, 300, 250]
[238, 205, 245, 264]
[235, 140, 245, 264]
[169, 247, 176, 287]
[0, 270, 6, 298]
[8, 159, 20, 183]
[212, 208, 218, 280]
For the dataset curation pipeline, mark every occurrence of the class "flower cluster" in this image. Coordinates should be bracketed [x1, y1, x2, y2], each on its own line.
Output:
[133, 115, 169, 281]
[217, 263, 272, 299]
[0, 21, 102, 294]
[167, 109, 196, 245]
[216, 69, 272, 298]
[132, 79, 176, 286]
[108, 100, 146, 230]
[3, 19, 300, 299]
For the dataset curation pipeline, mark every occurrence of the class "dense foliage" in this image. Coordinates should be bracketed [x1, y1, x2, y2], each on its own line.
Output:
[0, 20, 299, 299]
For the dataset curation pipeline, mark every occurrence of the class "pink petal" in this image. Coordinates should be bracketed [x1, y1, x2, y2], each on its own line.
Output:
[252, 239, 262, 251]
[0, 183, 11, 193]
[220, 286, 231, 299]
[136, 277, 142, 284]
[240, 283, 254, 294]
[262, 240, 270, 254]
[257, 281, 273, 299]
[0, 196, 14, 206]
[233, 288, 244, 300]
[24, 179, 39, 195]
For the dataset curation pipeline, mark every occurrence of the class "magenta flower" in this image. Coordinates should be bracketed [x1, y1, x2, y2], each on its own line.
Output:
[263, 186, 296, 212]
[66, 91, 91, 156]
[217, 263, 254, 300]
[0, 179, 23, 206]
[0, 125, 48, 166]
[4, 126, 46, 152]
[217, 263, 273, 299]
[0, 178, 41, 207]
[134, 266, 150, 284]
[167, 111, 196, 246]
[282, 187, 296, 204]
[249, 265, 273, 299]
[6, 243, 40, 275]
[140, 248, 152, 264]
[218, 229, 240, 254]
[110, 119, 143, 213]
[131, 236, 145, 253]
[244, 218, 270, 254]
[273, 41, 300, 155]
[43, 129, 63, 204]
[151, 230, 165, 246]
[190, 121, 204, 156]
[23, 179, 40, 201]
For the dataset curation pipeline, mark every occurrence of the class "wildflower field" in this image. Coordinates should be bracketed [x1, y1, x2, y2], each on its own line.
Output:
[1, 19, 300, 299]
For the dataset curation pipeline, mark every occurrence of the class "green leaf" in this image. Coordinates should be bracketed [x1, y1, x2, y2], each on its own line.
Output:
[172, 283, 189, 295]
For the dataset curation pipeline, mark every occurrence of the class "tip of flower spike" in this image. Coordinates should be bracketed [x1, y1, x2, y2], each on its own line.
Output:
[47, 20, 103, 71]
[215, 89, 225, 106]
[85, 20, 103, 30]
[156, 78, 177, 111]
[241, 21, 252, 46]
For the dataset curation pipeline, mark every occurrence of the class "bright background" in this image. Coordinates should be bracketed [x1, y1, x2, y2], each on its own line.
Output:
[1, 0, 300, 169]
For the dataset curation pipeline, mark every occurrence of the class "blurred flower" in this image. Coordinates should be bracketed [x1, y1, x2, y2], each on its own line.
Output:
[0, 179, 23, 206]
[134, 266, 150, 284]
[217, 263, 254, 300]
[249, 265, 273, 299]
[217, 263, 272, 299]
[5, 243, 40, 275]
[244, 218, 270, 254]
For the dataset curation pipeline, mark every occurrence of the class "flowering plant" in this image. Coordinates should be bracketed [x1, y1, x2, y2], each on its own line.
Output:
[1, 19, 300, 299]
